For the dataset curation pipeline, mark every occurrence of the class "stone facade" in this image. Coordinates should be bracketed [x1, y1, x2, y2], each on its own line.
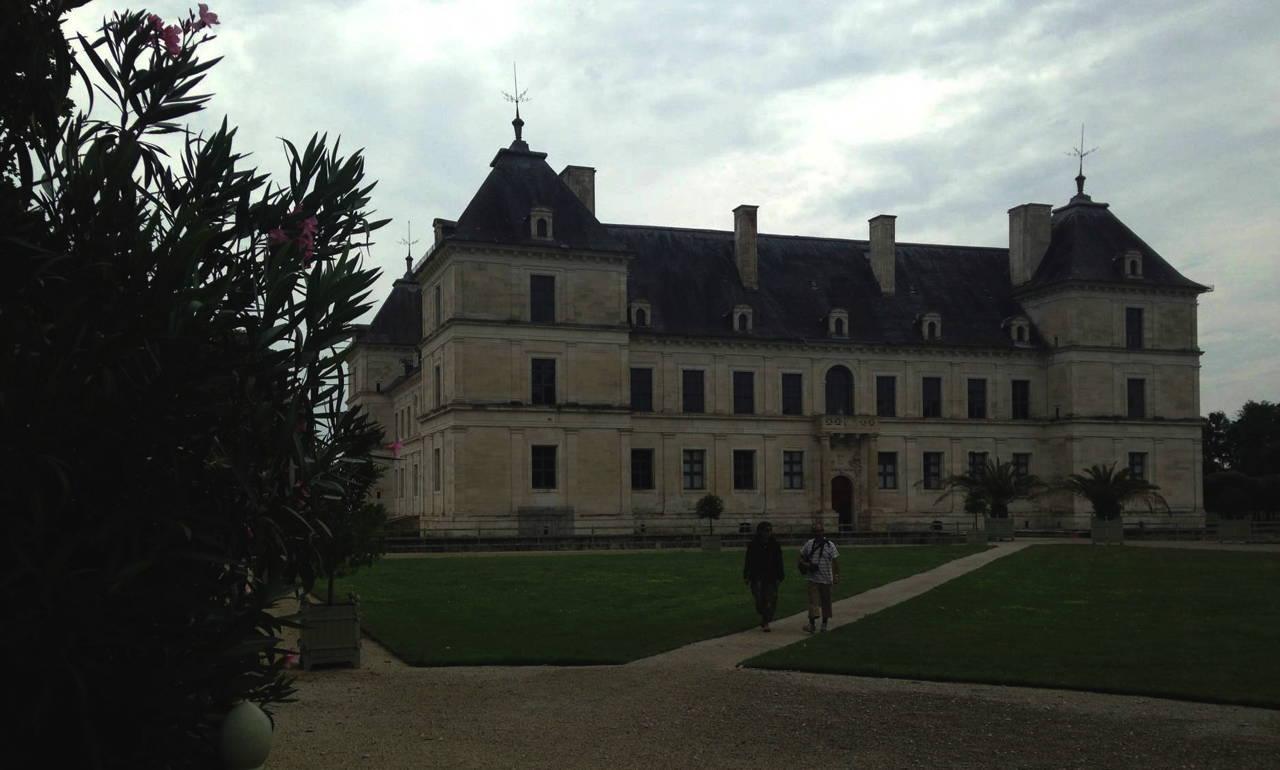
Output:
[344, 129, 1207, 534]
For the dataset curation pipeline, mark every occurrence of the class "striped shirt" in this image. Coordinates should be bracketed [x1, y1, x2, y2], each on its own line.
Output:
[800, 538, 839, 584]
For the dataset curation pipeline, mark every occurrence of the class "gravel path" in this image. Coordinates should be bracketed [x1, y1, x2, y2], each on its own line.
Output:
[269, 542, 1280, 768]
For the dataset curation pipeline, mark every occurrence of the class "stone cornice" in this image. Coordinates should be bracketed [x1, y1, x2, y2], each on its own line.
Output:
[1014, 279, 1205, 302]
[415, 240, 630, 283]
[629, 332, 1047, 360]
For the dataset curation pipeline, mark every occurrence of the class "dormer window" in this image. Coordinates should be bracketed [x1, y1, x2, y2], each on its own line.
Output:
[1003, 315, 1033, 347]
[828, 308, 849, 338]
[733, 304, 753, 333]
[1123, 249, 1143, 279]
[530, 206, 554, 240]
[920, 312, 942, 341]
[630, 300, 652, 328]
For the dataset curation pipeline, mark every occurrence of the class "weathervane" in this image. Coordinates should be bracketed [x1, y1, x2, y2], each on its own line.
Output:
[502, 62, 530, 142]
[1066, 123, 1099, 197]
[398, 220, 419, 275]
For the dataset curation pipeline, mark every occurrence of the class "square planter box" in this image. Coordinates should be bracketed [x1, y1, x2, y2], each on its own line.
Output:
[986, 517, 1015, 542]
[1091, 519, 1124, 545]
[1218, 519, 1252, 543]
[300, 598, 362, 670]
[700, 535, 722, 552]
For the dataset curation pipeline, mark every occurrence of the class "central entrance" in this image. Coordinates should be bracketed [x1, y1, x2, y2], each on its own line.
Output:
[831, 475, 854, 532]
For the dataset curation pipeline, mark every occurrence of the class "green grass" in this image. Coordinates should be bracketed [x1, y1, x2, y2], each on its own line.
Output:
[746, 545, 1280, 709]
[334, 545, 987, 666]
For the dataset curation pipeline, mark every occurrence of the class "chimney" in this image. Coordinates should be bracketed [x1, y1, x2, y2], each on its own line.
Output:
[869, 214, 896, 296]
[1008, 203, 1052, 285]
[432, 218, 456, 246]
[559, 165, 596, 215]
[733, 205, 759, 290]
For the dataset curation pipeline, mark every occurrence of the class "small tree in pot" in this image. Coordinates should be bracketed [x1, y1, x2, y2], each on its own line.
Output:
[1060, 463, 1166, 544]
[695, 494, 724, 550]
[935, 458, 1043, 542]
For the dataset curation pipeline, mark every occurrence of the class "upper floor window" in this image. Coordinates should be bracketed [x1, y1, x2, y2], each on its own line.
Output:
[630, 368, 653, 412]
[733, 371, 755, 415]
[433, 284, 442, 327]
[1011, 379, 1031, 420]
[920, 312, 942, 341]
[1126, 307, 1144, 350]
[781, 373, 804, 416]
[922, 376, 942, 418]
[630, 300, 651, 328]
[682, 370, 706, 414]
[1127, 378, 1146, 419]
[828, 308, 849, 337]
[1005, 315, 1032, 346]
[967, 378, 988, 419]
[876, 375, 896, 418]
[530, 206, 554, 240]
[1123, 249, 1143, 278]
[531, 358, 557, 406]
[530, 274, 555, 324]
[733, 304, 753, 333]
[825, 365, 854, 416]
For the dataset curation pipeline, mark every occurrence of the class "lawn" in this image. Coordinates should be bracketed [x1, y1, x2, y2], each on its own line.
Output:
[746, 545, 1280, 708]
[333, 544, 987, 665]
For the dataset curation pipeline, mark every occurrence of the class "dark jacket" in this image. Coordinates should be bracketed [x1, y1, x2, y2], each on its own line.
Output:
[743, 538, 785, 583]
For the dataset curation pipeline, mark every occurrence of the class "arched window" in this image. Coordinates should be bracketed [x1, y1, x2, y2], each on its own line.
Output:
[1016, 325, 1026, 342]
[636, 308, 648, 327]
[926, 322, 938, 340]
[737, 314, 748, 331]
[835, 318, 846, 336]
[1128, 259, 1138, 276]
[825, 365, 854, 416]
[536, 218, 548, 238]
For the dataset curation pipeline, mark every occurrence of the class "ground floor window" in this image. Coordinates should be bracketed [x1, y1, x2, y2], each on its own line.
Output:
[1128, 451, 1147, 481]
[782, 451, 804, 489]
[631, 448, 655, 490]
[433, 447, 441, 491]
[877, 452, 898, 489]
[1012, 452, 1031, 478]
[968, 451, 988, 477]
[682, 449, 705, 490]
[531, 445, 557, 490]
[733, 450, 756, 490]
[922, 452, 943, 489]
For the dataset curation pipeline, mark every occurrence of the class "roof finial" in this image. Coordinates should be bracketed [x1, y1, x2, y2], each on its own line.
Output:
[502, 62, 530, 143]
[1067, 123, 1098, 198]
[398, 220, 419, 278]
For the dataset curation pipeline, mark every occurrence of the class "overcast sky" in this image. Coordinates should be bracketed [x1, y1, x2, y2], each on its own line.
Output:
[69, 0, 1279, 416]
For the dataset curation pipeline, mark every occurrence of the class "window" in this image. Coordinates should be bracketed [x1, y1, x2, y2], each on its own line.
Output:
[1013, 453, 1031, 478]
[834, 317, 846, 336]
[433, 447, 441, 491]
[737, 314, 749, 332]
[631, 449, 655, 490]
[1016, 325, 1027, 342]
[1127, 378, 1146, 418]
[530, 275, 555, 324]
[781, 373, 803, 416]
[433, 284, 441, 327]
[531, 358, 556, 405]
[783, 451, 804, 490]
[968, 451, 988, 477]
[733, 371, 755, 415]
[922, 376, 942, 418]
[682, 370, 705, 414]
[535, 218, 548, 238]
[1012, 380, 1031, 420]
[630, 368, 653, 412]
[733, 450, 756, 490]
[922, 452, 943, 490]
[1126, 307, 1144, 350]
[733, 305, 753, 333]
[967, 378, 987, 419]
[877, 452, 898, 489]
[1128, 451, 1147, 481]
[876, 375, 896, 417]
[636, 308, 648, 326]
[828, 309, 849, 337]
[413, 462, 419, 496]
[825, 365, 854, 415]
[433, 364, 442, 407]
[531, 445, 557, 490]
[682, 449, 706, 490]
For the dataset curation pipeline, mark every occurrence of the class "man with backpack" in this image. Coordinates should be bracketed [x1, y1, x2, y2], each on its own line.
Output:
[799, 521, 840, 633]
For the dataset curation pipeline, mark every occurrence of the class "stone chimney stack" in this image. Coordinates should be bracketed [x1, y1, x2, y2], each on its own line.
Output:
[559, 165, 596, 215]
[869, 214, 897, 296]
[432, 218, 456, 246]
[1008, 203, 1052, 285]
[733, 205, 759, 290]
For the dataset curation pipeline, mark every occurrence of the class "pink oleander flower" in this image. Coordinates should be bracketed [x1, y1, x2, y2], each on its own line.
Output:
[268, 227, 289, 245]
[195, 3, 220, 30]
[160, 24, 182, 57]
[299, 216, 318, 240]
[147, 13, 166, 35]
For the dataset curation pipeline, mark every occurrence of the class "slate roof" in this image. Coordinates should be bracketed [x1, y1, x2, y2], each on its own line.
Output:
[610, 225, 1032, 348]
[355, 272, 420, 346]
[449, 139, 626, 253]
[1025, 193, 1208, 292]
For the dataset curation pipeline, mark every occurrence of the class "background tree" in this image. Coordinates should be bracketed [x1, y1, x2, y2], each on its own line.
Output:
[1061, 463, 1167, 520]
[1202, 410, 1234, 476]
[1, 6, 388, 766]
[695, 494, 724, 534]
[1227, 401, 1280, 478]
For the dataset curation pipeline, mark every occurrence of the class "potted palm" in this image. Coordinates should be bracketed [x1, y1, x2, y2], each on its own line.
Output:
[1060, 463, 1167, 545]
[935, 458, 1044, 543]
[695, 494, 724, 551]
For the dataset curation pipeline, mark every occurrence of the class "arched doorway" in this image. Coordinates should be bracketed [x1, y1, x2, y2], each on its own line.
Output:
[825, 365, 854, 415]
[831, 475, 854, 532]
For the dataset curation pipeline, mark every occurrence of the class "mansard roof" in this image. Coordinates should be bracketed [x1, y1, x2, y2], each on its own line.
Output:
[1024, 193, 1208, 292]
[355, 273, 420, 346]
[449, 139, 625, 253]
[611, 225, 1033, 348]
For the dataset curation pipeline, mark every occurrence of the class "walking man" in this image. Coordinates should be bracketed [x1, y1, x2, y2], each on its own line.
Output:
[743, 521, 784, 631]
[800, 522, 839, 632]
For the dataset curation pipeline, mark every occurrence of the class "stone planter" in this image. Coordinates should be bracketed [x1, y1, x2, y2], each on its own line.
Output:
[700, 535, 722, 552]
[300, 597, 361, 670]
[986, 517, 1015, 542]
[1091, 518, 1124, 545]
[1218, 518, 1252, 543]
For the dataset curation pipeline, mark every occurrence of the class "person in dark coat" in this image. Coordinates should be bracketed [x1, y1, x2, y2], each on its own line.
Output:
[743, 521, 785, 631]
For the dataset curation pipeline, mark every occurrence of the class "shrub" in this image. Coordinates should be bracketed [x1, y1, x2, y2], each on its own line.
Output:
[695, 494, 724, 534]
